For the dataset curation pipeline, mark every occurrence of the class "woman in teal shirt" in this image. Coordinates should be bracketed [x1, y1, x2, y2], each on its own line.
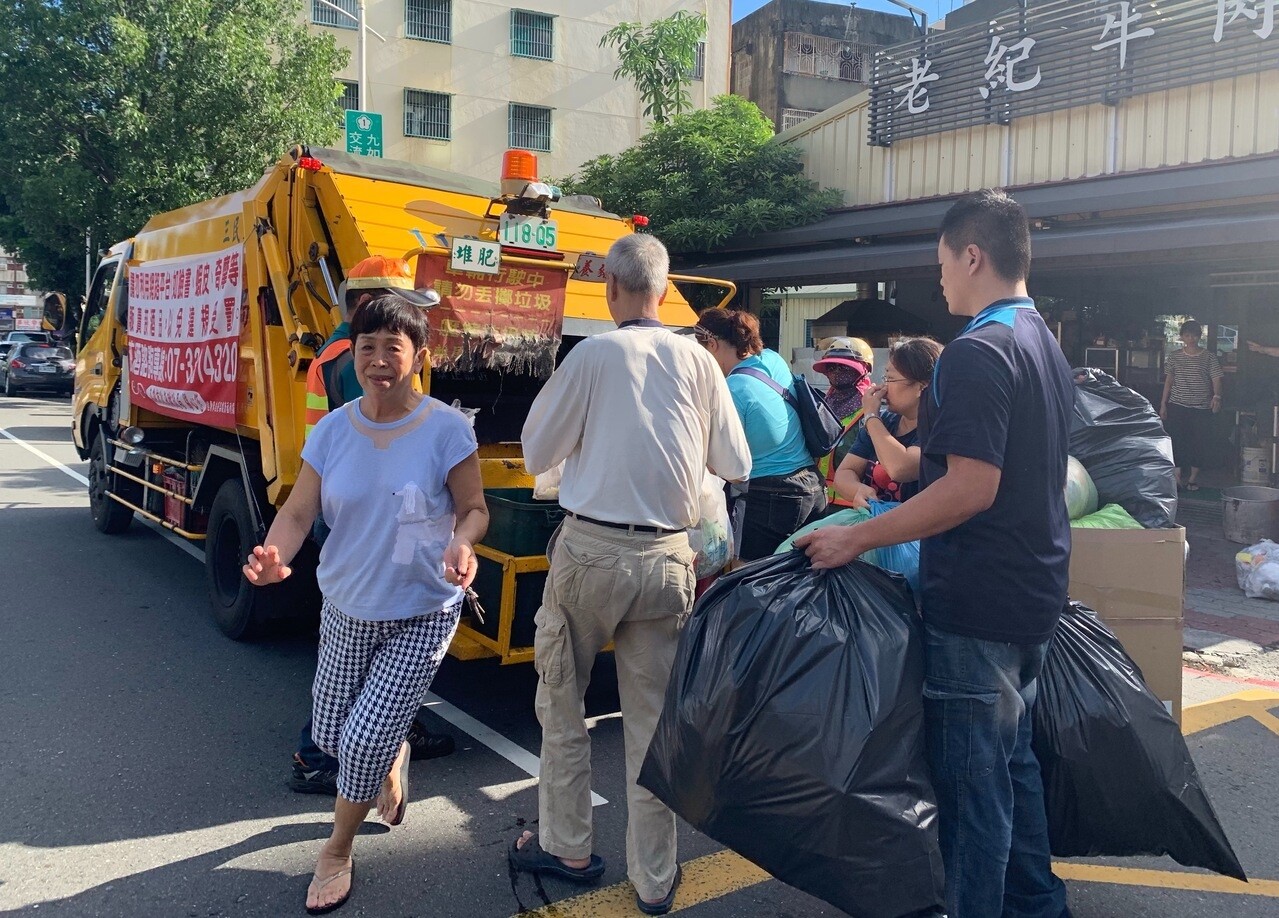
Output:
[695, 308, 826, 559]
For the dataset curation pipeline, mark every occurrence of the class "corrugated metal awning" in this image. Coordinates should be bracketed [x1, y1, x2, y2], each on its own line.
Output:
[685, 210, 1279, 286]
[681, 154, 1279, 286]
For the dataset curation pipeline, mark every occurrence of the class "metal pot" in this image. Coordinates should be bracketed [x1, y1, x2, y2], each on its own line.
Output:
[1221, 485, 1279, 544]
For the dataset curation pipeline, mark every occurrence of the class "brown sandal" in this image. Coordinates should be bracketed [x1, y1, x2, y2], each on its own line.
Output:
[388, 741, 411, 826]
[305, 860, 354, 915]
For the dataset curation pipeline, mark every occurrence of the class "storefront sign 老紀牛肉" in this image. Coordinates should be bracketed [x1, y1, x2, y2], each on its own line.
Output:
[125, 245, 245, 429]
[414, 253, 567, 379]
[867, 0, 1279, 146]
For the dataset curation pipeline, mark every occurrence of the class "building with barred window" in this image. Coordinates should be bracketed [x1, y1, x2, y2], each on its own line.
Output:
[0, 248, 41, 331]
[730, 0, 917, 133]
[309, 1, 729, 180]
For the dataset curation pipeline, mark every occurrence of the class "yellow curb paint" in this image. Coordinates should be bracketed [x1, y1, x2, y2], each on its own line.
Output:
[516, 690, 1279, 917]
[1181, 689, 1279, 737]
[516, 850, 769, 917]
[1054, 863, 1279, 897]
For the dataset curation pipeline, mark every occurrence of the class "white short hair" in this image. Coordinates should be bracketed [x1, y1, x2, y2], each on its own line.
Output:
[606, 234, 669, 300]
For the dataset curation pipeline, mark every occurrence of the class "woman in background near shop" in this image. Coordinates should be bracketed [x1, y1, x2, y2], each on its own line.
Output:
[834, 337, 942, 507]
[812, 337, 875, 509]
[1160, 319, 1222, 492]
[695, 308, 827, 560]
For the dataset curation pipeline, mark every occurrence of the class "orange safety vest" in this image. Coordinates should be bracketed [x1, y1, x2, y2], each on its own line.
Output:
[819, 409, 866, 508]
[304, 339, 354, 437]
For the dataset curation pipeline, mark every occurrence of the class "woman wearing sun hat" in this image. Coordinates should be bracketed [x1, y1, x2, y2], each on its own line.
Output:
[813, 337, 875, 508]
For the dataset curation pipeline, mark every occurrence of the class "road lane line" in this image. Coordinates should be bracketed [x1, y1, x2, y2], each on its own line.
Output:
[0, 424, 89, 485]
[1054, 863, 1279, 897]
[516, 849, 770, 917]
[0, 423, 205, 562]
[423, 692, 607, 806]
[1182, 688, 1279, 737]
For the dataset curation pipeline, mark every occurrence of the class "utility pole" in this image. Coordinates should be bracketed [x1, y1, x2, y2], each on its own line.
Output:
[314, 0, 386, 111]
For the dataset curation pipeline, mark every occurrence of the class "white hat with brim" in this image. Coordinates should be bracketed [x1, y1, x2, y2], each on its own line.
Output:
[346, 275, 440, 308]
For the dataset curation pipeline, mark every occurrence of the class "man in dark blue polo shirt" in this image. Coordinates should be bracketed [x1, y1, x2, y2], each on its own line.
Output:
[798, 189, 1073, 918]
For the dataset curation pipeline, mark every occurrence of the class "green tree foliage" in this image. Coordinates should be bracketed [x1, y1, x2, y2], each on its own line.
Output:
[0, 0, 348, 296]
[601, 10, 706, 125]
[559, 95, 843, 255]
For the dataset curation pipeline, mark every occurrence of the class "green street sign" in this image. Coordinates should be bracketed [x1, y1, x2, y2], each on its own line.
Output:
[345, 109, 383, 158]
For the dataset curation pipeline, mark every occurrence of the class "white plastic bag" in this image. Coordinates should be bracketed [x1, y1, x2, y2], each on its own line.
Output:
[533, 461, 563, 502]
[690, 473, 732, 579]
[1236, 540, 1279, 600]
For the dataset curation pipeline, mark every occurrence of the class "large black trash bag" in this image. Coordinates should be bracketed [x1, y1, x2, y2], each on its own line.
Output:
[639, 551, 945, 918]
[1069, 368, 1177, 528]
[1033, 602, 1245, 879]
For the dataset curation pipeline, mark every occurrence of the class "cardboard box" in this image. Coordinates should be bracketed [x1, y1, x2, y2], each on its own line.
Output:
[1068, 526, 1186, 723]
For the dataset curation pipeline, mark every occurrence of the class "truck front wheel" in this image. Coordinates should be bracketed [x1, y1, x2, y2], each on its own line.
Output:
[205, 478, 273, 640]
[88, 432, 134, 534]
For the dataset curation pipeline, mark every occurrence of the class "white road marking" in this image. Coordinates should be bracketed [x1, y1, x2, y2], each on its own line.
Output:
[424, 693, 608, 806]
[0, 423, 205, 561]
[2, 420, 606, 808]
[0, 424, 89, 485]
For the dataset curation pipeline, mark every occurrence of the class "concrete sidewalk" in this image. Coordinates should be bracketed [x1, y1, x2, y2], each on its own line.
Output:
[1179, 495, 1279, 681]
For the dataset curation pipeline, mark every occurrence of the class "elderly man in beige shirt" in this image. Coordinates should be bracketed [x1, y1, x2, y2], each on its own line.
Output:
[510, 233, 751, 915]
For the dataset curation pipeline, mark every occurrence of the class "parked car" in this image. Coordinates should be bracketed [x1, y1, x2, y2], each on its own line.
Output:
[0, 342, 75, 396]
[1, 330, 52, 345]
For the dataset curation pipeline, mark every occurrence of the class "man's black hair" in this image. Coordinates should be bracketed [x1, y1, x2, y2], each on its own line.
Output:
[939, 188, 1032, 283]
[350, 294, 431, 351]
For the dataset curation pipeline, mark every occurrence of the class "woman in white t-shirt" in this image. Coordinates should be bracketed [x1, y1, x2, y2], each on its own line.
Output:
[244, 295, 489, 915]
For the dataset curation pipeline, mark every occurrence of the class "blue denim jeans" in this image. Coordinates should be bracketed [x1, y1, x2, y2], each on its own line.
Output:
[296, 715, 340, 772]
[922, 624, 1069, 918]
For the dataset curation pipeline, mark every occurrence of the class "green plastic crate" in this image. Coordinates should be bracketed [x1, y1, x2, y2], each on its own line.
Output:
[483, 488, 564, 557]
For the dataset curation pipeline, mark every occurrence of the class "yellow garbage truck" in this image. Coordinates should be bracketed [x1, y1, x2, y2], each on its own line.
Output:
[67, 145, 731, 662]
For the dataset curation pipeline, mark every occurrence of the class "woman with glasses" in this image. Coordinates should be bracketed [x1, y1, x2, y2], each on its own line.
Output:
[834, 337, 943, 506]
[694, 308, 827, 560]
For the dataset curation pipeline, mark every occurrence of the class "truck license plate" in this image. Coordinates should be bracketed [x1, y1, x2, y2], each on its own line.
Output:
[499, 214, 557, 251]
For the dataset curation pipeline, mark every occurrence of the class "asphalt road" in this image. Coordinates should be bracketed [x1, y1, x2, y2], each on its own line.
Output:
[1, 394, 1276, 918]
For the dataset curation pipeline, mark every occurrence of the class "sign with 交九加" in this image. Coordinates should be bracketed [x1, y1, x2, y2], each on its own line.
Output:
[126, 245, 244, 428]
[345, 109, 383, 158]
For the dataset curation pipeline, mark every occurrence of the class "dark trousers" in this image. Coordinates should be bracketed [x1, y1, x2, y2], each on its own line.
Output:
[922, 624, 1070, 918]
[1166, 402, 1212, 472]
[737, 466, 827, 561]
[296, 715, 339, 771]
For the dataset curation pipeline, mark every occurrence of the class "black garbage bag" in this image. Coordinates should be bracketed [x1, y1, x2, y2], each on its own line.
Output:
[1069, 368, 1177, 528]
[639, 551, 945, 918]
[1033, 602, 1245, 879]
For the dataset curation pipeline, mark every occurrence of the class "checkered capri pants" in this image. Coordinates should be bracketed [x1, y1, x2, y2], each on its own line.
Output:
[312, 596, 461, 803]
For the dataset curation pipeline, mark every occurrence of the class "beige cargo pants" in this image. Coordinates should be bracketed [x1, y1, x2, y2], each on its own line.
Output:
[533, 515, 696, 902]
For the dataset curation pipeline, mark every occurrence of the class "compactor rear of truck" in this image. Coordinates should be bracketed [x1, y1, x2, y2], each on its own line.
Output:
[67, 146, 732, 662]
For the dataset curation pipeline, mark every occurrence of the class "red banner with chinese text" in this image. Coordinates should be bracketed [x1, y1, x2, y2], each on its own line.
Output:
[415, 254, 568, 378]
[126, 246, 244, 429]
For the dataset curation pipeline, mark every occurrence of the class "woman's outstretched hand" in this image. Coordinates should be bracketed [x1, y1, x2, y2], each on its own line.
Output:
[243, 545, 292, 586]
